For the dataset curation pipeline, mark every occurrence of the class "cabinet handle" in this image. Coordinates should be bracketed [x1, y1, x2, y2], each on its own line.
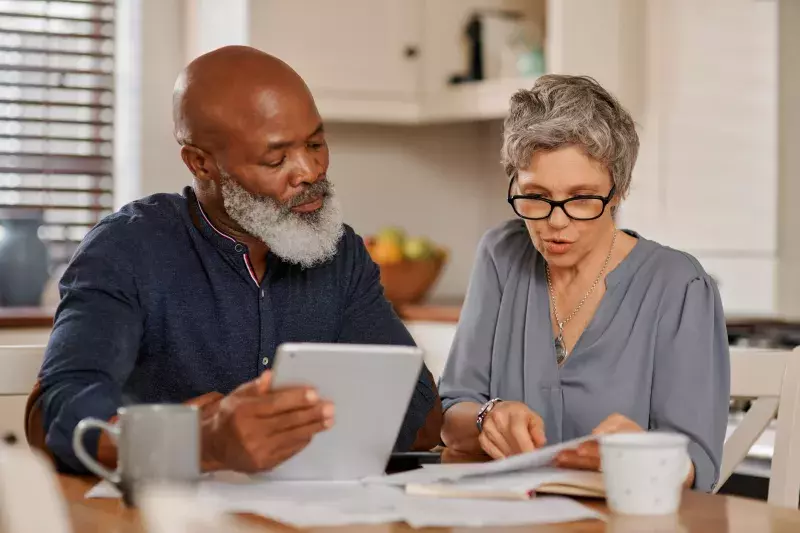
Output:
[404, 46, 420, 59]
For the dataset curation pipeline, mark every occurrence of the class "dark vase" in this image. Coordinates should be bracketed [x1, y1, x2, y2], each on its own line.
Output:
[0, 212, 51, 307]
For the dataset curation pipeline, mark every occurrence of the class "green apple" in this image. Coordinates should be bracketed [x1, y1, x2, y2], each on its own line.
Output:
[377, 226, 405, 245]
[403, 236, 434, 260]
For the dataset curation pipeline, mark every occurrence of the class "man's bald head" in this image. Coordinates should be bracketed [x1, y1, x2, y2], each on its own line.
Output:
[172, 46, 339, 268]
[172, 45, 315, 150]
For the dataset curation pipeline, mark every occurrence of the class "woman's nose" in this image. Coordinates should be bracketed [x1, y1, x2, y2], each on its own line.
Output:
[548, 206, 570, 228]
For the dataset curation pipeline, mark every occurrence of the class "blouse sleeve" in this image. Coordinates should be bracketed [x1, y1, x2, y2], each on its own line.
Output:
[438, 232, 503, 412]
[652, 274, 731, 492]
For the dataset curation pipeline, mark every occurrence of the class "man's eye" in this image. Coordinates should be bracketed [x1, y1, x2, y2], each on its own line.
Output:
[264, 157, 285, 168]
[308, 142, 324, 150]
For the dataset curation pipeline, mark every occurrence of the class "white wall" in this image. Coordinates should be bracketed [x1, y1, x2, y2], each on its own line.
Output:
[185, 0, 249, 61]
[139, 0, 190, 199]
[115, 0, 195, 208]
[327, 121, 511, 300]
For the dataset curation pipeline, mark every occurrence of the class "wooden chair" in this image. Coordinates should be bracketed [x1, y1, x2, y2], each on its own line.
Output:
[716, 346, 800, 507]
[0, 346, 46, 444]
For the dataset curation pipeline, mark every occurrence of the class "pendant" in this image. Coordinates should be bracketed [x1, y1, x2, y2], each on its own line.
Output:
[555, 335, 567, 365]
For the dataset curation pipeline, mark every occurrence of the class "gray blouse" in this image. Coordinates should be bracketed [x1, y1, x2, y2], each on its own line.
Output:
[439, 219, 730, 492]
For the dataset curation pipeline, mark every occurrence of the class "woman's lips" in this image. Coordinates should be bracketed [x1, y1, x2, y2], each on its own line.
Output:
[543, 240, 573, 254]
[290, 196, 324, 213]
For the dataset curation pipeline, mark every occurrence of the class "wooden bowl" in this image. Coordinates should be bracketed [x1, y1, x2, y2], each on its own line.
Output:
[378, 255, 446, 305]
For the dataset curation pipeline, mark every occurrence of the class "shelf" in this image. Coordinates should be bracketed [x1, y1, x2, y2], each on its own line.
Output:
[315, 76, 540, 125]
[422, 77, 540, 123]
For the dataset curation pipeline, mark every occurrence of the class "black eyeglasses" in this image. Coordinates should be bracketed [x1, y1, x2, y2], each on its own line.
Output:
[507, 179, 616, 221]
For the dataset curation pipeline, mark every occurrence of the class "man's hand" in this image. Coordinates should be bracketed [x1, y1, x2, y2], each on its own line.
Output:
[478, 401, 546, 459]
[202, 371, 334, 473]
[553, 413, 643, 471]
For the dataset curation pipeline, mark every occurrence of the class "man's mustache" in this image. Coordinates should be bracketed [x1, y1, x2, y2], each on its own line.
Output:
[287, 178, 332, 209]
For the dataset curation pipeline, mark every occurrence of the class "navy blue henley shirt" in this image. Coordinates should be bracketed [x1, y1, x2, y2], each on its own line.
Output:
[37, 187, 436, 473]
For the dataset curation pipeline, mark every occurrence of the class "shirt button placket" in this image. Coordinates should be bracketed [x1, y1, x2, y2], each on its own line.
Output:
[259, 287, 269, 369]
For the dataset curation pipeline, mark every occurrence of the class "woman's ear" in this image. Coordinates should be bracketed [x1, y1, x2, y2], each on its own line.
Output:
[180, 144, 216, 182]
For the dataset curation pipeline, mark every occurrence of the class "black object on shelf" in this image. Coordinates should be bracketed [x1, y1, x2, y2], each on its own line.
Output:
[448, 13, 484, 85]
[449, 10, 524, 85]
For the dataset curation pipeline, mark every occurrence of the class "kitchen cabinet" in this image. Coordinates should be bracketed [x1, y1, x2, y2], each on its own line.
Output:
[653, 0, 778, 255]
[248, 0, 643, 124]
[250, 0, 423, 100]
[626, 0, 781, 317]
[695, 256, 777, 317]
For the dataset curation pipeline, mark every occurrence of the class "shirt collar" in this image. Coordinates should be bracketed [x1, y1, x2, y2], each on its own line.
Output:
[185, 186, 247, 255]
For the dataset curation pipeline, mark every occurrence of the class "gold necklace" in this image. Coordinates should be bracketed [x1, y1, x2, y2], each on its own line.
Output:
[546, 229, 617, 365]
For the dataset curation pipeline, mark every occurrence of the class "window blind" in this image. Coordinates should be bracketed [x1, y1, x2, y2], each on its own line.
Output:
[0, 0, 114, 266]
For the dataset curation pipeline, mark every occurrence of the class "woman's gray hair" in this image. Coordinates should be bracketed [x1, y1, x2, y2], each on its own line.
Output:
[501, 74, 639, 198]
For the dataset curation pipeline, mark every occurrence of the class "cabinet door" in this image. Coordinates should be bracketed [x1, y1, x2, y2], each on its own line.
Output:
[249, 0, 422, 98]
[654, 0, 777, 253]
[693, 256, 776, 317]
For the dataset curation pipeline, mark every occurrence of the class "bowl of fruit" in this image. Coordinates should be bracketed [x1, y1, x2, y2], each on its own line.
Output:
[364, 227, 448, 305]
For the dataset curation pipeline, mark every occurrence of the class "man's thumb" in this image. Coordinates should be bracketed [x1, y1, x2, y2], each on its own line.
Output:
[256, 370, 272, 394]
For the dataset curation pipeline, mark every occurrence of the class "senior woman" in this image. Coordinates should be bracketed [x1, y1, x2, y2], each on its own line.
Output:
[438, 74, 729, 492]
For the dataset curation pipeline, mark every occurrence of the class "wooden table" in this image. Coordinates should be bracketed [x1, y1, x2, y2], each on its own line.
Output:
[59, 473, 800, 532]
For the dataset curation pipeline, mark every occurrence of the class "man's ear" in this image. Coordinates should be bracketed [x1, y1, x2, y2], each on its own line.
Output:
[180, 145, 216, 182]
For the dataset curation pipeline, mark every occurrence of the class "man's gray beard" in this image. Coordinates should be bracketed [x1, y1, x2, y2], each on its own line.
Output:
[219, 172, 344, 269]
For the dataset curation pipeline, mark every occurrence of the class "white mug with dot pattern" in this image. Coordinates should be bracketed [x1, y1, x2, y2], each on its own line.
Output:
[600, 432, 690, 515]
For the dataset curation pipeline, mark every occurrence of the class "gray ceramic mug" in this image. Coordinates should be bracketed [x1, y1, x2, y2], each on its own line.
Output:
[72, 404, 200, 498]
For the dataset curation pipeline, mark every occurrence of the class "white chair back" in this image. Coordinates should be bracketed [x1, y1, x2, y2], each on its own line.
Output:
[0, 345, 46, 442]
[716, 346, 800, 508]
[404, 321, 456, 384]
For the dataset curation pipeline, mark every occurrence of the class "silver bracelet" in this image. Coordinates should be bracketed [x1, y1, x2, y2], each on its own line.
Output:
[476, 398, 503, 432]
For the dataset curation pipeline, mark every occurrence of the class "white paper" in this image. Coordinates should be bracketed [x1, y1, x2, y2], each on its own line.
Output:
[196, 476, 602, 528]
[83, 457, 604, 528]
[366, 435, 598, 486]
[84, 480, 121, 499]
[400, 495, 603, 528]
[83, 471, 250, 499]
[197, 479, 407, 527]
[407, 467, 601, 494]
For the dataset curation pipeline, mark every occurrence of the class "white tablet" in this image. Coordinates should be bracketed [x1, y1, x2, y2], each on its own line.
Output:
[261, 342, 424, 481]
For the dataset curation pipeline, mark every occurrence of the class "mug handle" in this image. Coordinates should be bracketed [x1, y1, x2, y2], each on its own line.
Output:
[72, 418, 121, 485]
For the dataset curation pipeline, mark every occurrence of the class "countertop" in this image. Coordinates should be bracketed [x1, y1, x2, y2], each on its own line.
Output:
[0, 304, 464, 327]
[2, 305, 800, 333]
[0, 307, 56, 328]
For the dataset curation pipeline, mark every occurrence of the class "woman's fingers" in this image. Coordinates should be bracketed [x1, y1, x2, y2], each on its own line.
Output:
[550, 413, 643, 472]
[509, 416, 536, 454]
[576, 440, 599, 458]
[592, 413, 643, 435]
[482, 422, 514, 457]
[478, 431, 506, 459]
[554, 449, 601, 471]
[528, 414, 547, 448]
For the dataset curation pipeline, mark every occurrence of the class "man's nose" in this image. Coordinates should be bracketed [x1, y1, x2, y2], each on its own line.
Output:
[290, 151, 322, 185]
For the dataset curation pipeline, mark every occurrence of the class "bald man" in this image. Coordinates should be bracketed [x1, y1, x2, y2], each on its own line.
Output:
[29, 46, 442, 474]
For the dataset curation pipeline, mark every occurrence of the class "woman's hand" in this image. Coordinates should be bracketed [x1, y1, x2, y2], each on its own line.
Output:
[553, 413, 643, 471]
[479, 401, 547, 459]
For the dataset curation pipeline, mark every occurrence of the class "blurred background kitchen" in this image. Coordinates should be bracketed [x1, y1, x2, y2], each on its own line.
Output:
[0, 0, 799, 495]
[1, 0, 799, 344]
